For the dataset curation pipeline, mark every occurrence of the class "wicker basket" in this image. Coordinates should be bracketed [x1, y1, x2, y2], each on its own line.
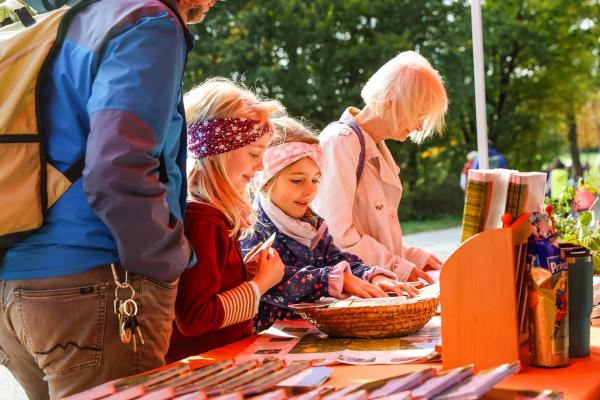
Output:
[294, 297, 439, 339]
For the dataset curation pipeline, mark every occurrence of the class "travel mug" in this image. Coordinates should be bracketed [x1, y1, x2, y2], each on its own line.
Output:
[560, 243, 594, 357]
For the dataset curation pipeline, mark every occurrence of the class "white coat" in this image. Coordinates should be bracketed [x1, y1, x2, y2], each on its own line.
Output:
[312, 107, 431, 281]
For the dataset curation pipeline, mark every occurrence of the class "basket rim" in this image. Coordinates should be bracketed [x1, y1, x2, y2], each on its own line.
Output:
[294, 297, 439, 316]
[295, 298, 439, 338]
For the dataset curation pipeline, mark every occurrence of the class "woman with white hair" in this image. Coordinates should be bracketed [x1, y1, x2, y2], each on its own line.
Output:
[312, 51, 448, 283]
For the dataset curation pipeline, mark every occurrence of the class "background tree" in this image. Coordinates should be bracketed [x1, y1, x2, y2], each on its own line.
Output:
[577, 92, 600, 151]
[186, 0, 599, 220]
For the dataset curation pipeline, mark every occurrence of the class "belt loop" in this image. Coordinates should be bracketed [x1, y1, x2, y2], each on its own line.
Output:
[111, 263, 130, 288]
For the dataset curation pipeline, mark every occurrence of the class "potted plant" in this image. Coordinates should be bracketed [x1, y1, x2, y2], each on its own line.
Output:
[546, 183, 600, 274]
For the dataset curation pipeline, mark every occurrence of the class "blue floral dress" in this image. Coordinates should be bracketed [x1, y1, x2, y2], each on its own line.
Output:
[240, 204, 377, 332]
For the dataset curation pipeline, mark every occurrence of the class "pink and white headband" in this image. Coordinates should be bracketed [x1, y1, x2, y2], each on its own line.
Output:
[254, 142, 323, 190]
[187, 118, 271, 159]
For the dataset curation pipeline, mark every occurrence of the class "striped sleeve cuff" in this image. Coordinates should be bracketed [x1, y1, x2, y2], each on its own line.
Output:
[247, 280, 261, 311]
[216, 282, 260, 329]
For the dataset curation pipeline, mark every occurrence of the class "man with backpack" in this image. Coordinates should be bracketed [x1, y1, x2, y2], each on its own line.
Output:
[0, 0, 218, 398]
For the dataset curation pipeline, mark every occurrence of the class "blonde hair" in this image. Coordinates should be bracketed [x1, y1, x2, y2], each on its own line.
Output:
[361, 51, 448, 143]
[258, 117, 320, 221]
[270, 116, 320, 146]
[186, 77, 285, 237]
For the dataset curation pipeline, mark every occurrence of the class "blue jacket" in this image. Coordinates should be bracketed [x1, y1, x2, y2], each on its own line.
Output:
[472, 147, 508, 170]
[240, 204, 375, 332]
[2, 0, 193, 281]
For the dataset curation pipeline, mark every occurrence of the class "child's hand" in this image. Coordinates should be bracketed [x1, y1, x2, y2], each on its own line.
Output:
[253, 248, 285, 295]
[407, 267, 434, 285]
[423, 255, 442, 271]
[371, 275, 418, 298]
[245, 261, 258, 280]
[342, 271, 387, 298]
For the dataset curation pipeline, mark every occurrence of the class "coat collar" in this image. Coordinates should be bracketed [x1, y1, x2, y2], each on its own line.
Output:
[256, 202, 326, 229]
[255, 203, 328, 248]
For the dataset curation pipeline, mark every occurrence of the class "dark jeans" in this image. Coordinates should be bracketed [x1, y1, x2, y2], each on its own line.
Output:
[0, 265, 178, 399]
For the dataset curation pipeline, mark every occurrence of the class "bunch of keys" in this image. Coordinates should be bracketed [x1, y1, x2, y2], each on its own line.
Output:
[111, 264, 145, 352]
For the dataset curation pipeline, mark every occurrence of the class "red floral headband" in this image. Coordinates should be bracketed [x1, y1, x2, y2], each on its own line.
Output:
[187, 118, 271, 158]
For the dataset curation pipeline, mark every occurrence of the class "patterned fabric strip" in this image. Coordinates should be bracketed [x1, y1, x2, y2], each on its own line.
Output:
[460, 179, 492, 242]
[505, 181, 528, 220]
[253, 142, 323, 190]
[187, 118, 270, 158]
[216, 281, 260, 328]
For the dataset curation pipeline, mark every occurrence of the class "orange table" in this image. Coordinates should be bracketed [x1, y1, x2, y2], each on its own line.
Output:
[189, 325, 600, 400]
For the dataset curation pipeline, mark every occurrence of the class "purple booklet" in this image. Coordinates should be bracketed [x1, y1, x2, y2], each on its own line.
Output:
[324, 368, 435, 400]
[62, 364, 192, 400]
[206, 360, 286, 396]
[239, 361, 315, 396]
[369, 368, 436, 398]
[411, 365, 474, 399]
[433, 362, 520, 400]
[481, 387, 562, 399]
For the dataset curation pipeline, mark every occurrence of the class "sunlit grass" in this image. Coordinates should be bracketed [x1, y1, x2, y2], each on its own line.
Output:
[402, 215, 462, 235]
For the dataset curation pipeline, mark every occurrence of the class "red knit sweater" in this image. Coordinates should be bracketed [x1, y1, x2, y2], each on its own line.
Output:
[166, 202, 253, 363]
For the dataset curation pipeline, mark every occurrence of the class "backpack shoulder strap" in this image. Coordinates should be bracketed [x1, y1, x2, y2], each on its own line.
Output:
[337, 118, 366, 184]
[157, 0, 193, 51]
[52, 0, 174, 187]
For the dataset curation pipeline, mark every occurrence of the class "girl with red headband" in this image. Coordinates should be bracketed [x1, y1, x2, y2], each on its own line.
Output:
[167, 78, 285, 361]
[240, 117, 418, 333]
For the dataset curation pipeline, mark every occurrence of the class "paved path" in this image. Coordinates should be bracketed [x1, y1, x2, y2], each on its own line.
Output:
[0, 226, 461, 398]
[403, 225, 461, 261]
[0, 368, 26, 400]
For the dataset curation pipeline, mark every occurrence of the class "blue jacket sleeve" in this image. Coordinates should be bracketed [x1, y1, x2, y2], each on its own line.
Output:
[322, 231, 371, 279]
[261, 261, 332, 309]
[239, 229, 270, 258]
[258, 237, 332, 308]
[83, 12, 191, 282]
[243, 224, 342, 308]
[499, 155, 508, 168]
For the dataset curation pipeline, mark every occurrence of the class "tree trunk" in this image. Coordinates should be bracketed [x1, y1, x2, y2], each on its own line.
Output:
[567, 110, 584, 179]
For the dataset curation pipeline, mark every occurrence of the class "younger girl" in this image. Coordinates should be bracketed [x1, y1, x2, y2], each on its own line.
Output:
[167, 78, 285, 362]
[240, 117, 418, 332]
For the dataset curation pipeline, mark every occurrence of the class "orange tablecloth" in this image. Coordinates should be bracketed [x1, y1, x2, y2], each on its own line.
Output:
[189, 325, 600, 400]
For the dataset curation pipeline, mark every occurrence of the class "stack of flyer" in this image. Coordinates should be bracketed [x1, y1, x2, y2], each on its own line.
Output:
[64, 359, 535, 400]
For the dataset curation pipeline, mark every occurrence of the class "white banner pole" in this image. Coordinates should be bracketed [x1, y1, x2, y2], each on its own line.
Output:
[471, 0, 489, 169]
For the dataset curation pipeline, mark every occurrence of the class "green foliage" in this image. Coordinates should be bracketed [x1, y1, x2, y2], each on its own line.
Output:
[0, 0, 36, 24]
[584, 165, 600, 194]
[546, 187, 600, 274]
[186, 0, 599, 220]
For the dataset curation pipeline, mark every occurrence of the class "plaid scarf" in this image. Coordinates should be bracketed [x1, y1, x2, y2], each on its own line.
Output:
[460, 179, 492, 242]
[505, 181, 528, 221]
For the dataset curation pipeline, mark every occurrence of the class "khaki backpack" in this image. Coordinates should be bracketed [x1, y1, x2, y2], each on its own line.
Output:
[0, 0, 91, 257]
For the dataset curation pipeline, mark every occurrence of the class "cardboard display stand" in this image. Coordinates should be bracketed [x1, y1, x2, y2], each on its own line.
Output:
[440, 214, 530, 372]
